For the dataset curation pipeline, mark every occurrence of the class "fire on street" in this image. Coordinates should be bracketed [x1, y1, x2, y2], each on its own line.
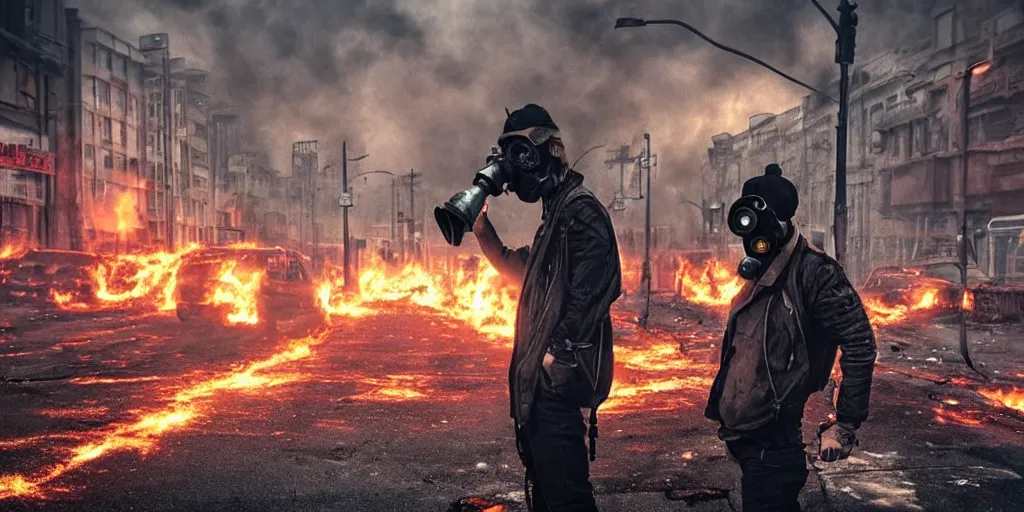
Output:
[1, 250, 1022, 511]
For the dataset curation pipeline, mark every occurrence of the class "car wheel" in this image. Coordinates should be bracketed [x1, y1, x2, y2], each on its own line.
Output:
[176, 303, 193, 322]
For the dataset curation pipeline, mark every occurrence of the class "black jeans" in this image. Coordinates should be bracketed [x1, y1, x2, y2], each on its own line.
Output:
[725, 423, 809, 512]
[520, 387, 596, 512]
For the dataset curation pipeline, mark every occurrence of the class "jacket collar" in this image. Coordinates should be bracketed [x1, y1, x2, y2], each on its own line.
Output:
[542, 169, 583, 220]
[756, 224, 801, 288]
[726, 225, 802, 320]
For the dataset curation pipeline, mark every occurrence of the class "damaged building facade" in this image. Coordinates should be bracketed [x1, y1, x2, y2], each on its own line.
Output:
[0, 1, 66, 249]
[704, 1, 1024, 284]
[66, 16, 148, 252]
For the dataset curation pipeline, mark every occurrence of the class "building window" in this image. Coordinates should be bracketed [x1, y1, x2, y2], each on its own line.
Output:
[115, 87, 126, 112]
[102, 149, 113, 169]
[194, 122, 207, 140]
[119, 122, 127, 145]
[114, 153, 127, 171]
[129, 95, 137, 118]
[85, 145, 95, 160]
[101, 117, 112, 141]
[85, 111, 95, 138]
[105, 49, 113, 70]
[935, 9, 954, 50]
[95, 79, 110, 106]
[90, 43, 97, 66]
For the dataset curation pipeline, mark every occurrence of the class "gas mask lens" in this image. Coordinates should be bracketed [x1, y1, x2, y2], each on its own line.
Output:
[504, 138, 541, 172]
[751, 237, 771, 254]
[731, 207, 758, 235]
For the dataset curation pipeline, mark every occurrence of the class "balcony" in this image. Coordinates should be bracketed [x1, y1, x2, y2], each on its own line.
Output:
[876, 100, 927, 131]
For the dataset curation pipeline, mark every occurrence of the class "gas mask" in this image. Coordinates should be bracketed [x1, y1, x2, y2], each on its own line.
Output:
[728, 195, 789, 280]
[498, 126, 566, 204]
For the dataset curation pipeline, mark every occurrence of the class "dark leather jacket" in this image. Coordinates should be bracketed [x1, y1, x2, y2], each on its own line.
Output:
[705, 229, 877, 434]
[476, 171, 621, 426]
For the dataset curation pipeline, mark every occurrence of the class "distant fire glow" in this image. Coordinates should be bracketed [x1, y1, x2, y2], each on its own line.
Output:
[675, 258, 744, 307]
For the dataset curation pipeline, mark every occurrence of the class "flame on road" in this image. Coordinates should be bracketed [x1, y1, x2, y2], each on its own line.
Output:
[675, 258, 743, 307]
[979, 386, 1024, 415]
[0, 332, 326, 500]
[317, 260, 518, 339]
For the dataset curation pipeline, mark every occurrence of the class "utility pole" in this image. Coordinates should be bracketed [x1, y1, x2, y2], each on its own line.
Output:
[638, 133, 655, 328]
[833, 0, 858, 268]
[162, 45, 174, 251]
[390, 178, 397, 242]
[406, 169, 422, 263]
[604, 145, 641, 201]
[341, 141, 352, 292]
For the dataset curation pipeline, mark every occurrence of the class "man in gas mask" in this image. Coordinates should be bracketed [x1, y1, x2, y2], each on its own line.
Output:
[471, 104, 622, 512]
[704, 164, 877, 511]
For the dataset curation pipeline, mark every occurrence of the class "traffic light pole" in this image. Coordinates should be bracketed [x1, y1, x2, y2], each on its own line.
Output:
[833, 0, 857, 269]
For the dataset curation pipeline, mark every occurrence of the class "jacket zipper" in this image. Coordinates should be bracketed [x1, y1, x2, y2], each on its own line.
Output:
[763, 295, 781, 419]
[782, 291, 796, 371]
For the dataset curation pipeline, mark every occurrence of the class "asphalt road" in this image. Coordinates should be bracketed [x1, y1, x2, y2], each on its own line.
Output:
[0, 296, 1022, 511]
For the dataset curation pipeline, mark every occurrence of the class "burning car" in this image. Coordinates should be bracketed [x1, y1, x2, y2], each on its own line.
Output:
[174, 246, 317, 331]
[0, 249, 101, 305]
[860, 258, 989, 324]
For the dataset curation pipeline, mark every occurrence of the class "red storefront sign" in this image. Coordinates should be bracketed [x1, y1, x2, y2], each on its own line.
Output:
[0, 142, 55, 175]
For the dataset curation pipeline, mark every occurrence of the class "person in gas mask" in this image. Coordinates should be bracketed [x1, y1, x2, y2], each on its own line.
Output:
[704, 164, 877, 512]
[471, 104, 622, 512]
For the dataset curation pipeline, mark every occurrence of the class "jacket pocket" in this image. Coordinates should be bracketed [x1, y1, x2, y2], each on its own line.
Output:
[542, 356, 589, 405]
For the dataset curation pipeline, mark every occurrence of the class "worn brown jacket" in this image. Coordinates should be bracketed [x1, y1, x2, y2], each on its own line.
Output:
[705, 227, 877, 433]
[476, 171, 621, 427]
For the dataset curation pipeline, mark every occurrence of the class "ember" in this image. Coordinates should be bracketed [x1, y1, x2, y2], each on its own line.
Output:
[675, 258, 744, 307]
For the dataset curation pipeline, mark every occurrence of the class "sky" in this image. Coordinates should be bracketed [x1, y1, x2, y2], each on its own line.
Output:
[71, 0, 946, 243]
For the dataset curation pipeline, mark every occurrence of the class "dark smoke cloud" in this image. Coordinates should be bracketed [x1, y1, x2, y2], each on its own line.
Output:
[70, 0, 945, 243]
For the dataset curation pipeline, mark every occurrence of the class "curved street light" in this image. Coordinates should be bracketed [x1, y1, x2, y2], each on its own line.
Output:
[954, 58, 996, 376]
[614, 17, 837, 103]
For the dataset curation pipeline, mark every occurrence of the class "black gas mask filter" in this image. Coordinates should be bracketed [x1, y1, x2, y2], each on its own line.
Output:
[728, 195, 789, 280]
[433, 128, 564, 246]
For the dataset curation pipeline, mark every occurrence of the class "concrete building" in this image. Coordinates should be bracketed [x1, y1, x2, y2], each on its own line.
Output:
[209, 106, 242, 243]
[0, 1, 67, 249]
[219, 151, 278, 244]
[66, 18, 148, 252]
[703, 1, 1024, 284]
[139, 35, 213, 249]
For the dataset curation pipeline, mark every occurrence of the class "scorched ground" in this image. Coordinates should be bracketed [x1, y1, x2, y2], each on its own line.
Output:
[0, 250, 1023, 511]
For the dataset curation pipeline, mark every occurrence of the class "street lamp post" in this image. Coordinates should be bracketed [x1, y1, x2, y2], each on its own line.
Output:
[680, 199, 705, 243]
[351, 169, 400, 250]
[614, 3, 856, 269]
[956, 59, 993, 374]
[638, 133, 654, 328]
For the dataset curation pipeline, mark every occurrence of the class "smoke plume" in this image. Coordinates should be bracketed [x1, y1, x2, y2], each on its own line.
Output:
[71, 0, 944, 244]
